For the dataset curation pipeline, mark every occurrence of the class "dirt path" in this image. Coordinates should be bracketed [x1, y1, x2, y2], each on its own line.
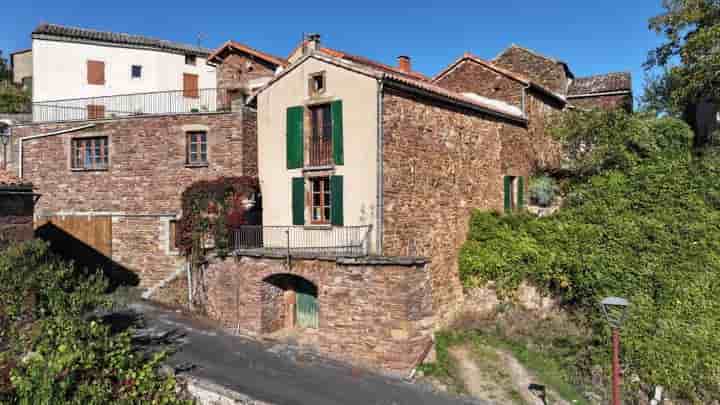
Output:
[448, 345, 571, 405]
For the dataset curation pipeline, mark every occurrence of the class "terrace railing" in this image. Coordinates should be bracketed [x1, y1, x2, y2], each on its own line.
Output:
[232, 225, 372, 258]
[32, 88, 233, 123]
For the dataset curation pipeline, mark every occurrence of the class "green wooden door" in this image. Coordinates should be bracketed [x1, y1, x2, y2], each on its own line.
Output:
[296, 291, 318, 329]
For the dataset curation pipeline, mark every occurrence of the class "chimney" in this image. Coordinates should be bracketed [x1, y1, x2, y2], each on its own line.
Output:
[305, 33, 321, 54]
[397, 56, 411, 73]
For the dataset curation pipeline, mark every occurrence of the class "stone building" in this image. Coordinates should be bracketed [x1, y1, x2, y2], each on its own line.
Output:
[0, 169, 35, 249]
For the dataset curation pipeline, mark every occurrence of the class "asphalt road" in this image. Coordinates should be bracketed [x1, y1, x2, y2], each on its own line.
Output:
[128, 302, 485, 405]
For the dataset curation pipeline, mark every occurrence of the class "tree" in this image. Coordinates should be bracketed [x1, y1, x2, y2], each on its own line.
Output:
[644, 0, 720, 145]
[0, 51, 10, 82]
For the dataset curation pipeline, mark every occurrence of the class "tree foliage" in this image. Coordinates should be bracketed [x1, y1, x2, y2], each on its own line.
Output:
[459, 110, 720, 402]
[0, 240, 189, 404]
[644, 1, 720, 137]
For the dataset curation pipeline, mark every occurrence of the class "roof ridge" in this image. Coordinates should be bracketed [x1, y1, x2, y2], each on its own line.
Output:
[495, 43, 568, 66]
[208, 40, 288, 66]
[33, 23, 212, 55]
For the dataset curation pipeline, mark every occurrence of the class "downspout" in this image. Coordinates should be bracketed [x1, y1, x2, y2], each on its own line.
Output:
[376, 77, 385, 256]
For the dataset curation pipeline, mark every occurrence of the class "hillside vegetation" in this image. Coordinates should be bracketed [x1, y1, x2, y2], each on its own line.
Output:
[459, 110, 720, 402]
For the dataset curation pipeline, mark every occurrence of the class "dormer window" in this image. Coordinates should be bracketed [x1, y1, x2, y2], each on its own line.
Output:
[310, 72, 325, 96]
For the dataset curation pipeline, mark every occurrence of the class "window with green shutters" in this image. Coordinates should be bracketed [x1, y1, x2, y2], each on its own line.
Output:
[292, 175, 343, 226]
[287, 106, 304, 169]
[503, 175, 525, 213]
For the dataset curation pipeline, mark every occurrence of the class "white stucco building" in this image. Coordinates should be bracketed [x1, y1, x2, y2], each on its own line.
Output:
[31, 24, 217, 121]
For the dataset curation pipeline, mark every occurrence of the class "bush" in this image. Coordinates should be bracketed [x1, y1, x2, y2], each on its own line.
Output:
[529, 175, 557, 207]
[459, 111, 719, 402]
[0, 241, 189, 404]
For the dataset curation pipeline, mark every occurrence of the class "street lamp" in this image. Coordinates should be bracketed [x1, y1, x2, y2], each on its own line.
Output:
[0, 122, 10, 170]
[601, 296, 630, 405]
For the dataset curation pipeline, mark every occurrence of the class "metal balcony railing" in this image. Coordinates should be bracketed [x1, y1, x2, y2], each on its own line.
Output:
[32, 88, 234, 123]
[232, 225, 372, 258]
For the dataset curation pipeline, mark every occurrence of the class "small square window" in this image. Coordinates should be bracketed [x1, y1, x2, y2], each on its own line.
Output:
[310, 73, 325, 95]
[185, 54, 197, 66]
[131, 65, 142, 79]
[72, 136, 109, 170]
[186, 131, 208, 165]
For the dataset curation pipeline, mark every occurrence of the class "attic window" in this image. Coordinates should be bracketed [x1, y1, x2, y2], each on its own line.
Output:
[310, 72, 325, 95]
[185, 54, 197, 66]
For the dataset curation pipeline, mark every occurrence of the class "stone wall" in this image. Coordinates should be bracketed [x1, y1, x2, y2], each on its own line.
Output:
[216, 53, 276, 95]
[201, 254, 434, 374]
[569, 93, 633, 112]
[435, 59, 525, 107]
[11, 111, 257, 288]
[0, 188, 35, 248]
[494, 46, 570, 95]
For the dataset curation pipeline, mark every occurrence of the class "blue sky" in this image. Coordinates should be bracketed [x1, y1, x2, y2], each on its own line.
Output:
[3, 0, 666, 100]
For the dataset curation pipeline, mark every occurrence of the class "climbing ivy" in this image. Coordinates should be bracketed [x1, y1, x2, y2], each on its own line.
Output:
[459, 110, 720, 401]
[176, 176, 259, 260]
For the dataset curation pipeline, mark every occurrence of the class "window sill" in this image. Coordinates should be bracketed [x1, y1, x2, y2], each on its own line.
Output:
[185, 163, 209, 168]
[304, 224, 332, 230]
[303, 164, 335, 173]
[71, 167, 108, 172]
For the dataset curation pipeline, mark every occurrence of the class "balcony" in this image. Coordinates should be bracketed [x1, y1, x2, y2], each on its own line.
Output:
[232, 225, 372, 258]
[31, 88, 235, 123]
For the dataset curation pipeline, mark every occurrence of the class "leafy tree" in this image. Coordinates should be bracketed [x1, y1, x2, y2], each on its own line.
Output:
[644, 0, 720, 144]
[0, 51, 10, 82]
[0, 241, 191, 404]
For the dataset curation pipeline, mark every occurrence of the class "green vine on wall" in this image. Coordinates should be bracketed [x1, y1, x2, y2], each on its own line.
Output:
[176, 176, 259, 261]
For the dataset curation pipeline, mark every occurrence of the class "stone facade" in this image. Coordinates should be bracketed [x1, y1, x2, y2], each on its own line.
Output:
[494, 45, 571, 95]
[216, 53, 277, 92]
[201, 254, 434, 374]
[11, 110, 257, 287]
[0, 184, 35, 248]
[380, 89, 559, 322]
[435, 59, 525, 107]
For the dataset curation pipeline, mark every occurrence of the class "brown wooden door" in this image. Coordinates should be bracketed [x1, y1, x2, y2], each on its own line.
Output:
[35, 215, 112, 257]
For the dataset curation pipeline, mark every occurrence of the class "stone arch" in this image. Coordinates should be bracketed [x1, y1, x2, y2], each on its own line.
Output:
[260, 273, 319, 333]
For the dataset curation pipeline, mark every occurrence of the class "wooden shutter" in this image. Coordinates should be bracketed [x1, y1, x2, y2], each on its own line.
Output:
[503, 176, 512, 213]
[331, 100, 344, 165]
[87, 60, 105, 85]
[183, 73, 199, 98]
[87, 105, 105, 120]
[517, 176, 525, 209]
[330, 175, 343, 226]
[292, 177, 305, 226]
[286, 106, 304, 169]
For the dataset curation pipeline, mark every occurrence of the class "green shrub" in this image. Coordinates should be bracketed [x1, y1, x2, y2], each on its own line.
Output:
[529, 175, 557, 207]
[0, 241, 190, 404]
[459, 111, 719, 402]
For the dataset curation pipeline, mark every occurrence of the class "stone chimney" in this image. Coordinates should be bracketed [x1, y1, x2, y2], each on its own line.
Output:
[305, 33, 321, 54]
[397, 56, 411, 73]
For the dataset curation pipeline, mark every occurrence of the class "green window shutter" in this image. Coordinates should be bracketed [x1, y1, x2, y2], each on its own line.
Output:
[517, 176, 525, 209]
[331, 100, 344, 165]
[286, 106, 304, 169]
[330, 175, 344, 226]
[292, 177, 305, 225]
[503, 176, 512, 213]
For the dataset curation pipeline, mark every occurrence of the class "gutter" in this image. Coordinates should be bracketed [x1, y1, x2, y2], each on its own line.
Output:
[18, 124, 95, 178]
[376, 78, 385, 255]
[567, 90, 632, 98]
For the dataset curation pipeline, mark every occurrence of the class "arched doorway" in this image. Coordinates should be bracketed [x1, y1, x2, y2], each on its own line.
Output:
[261, 274, 318, 332]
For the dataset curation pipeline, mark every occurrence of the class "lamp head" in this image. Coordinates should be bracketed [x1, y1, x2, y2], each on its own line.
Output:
[601, 296, 630, 329]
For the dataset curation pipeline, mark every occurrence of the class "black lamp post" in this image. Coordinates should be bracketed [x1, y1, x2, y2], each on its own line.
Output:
[0, 123, 10, 170]
[600, 296, 630, 405]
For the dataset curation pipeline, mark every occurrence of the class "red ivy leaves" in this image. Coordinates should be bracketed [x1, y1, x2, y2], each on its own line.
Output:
[176, 176, 259, 256]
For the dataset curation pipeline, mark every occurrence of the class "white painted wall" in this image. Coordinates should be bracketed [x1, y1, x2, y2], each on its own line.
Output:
[257, 57, 379, 254]
[33, 39, 216, 102]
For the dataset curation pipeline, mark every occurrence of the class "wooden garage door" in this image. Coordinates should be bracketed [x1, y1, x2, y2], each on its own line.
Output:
[35, 215, 112, 257]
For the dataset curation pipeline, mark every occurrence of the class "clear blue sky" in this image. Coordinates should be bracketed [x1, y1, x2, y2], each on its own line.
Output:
[3, 0, 666, 100]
